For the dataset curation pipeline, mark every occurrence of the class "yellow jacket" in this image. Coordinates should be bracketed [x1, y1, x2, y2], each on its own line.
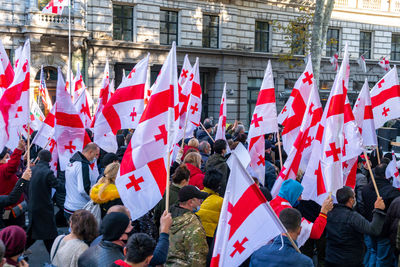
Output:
[90, 183, 120, 204]
[196, 187, 223, 237]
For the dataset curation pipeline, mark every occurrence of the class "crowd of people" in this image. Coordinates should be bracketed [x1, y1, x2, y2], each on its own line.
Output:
[0, 117, 400, 267]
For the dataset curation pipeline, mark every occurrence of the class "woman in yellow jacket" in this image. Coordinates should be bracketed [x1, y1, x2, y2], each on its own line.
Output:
[90, 162, 122, 218]
[196, 169, 224, 246]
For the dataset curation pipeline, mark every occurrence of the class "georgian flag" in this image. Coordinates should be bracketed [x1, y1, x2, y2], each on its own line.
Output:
[215, 83, 228, 141]
[330, 52, 338, 71]
[0, 40, 14, 96]
[91, 60, 110, 128]
[178, 55, 192, 129]
[378, 57, 390, 72]
[386, 152, 400, 188]
[74, 87, 92, 128]
[42, 0, 68, 15]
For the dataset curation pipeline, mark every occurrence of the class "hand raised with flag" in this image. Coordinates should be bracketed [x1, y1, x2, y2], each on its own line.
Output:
[374, 197, 385, 210]
[321, 195, 333, 214]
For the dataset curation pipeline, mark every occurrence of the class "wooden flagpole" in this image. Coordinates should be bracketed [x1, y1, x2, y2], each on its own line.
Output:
[276, 131, 283, 169]
[364, 151, 380, 198]
[376, 147, 381, 165]
[200, 122, 215, 143]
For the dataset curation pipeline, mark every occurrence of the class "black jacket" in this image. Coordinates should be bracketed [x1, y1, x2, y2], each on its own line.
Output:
[204, 153, 229, 196]
[78, 240, 124, 267]
[325, 204, 386, 266]
[28, 161, 59, 239]
[0, 178, 29, 229]
[382, 196, 400, 249]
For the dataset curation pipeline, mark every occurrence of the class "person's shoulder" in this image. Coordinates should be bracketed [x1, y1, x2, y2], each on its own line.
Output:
[296, 252, 314, 266]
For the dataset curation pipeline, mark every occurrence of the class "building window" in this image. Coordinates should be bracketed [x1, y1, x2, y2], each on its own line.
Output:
[326, 28, 340, 57]
[113, 5, 134, 41]
[255, 21, 270, 52]
[160, 10, 178, 45]
[291, 24, 306, 55]
[359, 31, 372, 59]
[247, 78, 263, 124]
[391, 35, 400, 61]
[202, 14, 219, 48]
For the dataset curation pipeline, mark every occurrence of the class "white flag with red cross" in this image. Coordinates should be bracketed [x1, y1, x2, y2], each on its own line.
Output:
[94, 55, 149, 153]
[358, 55, 367, 73]
[210, 150, 285, 267]
[278, 55, 314, 153]
[42, 0, 68, 15]
[302, 44, 350, 204]
[386, 152, 400, 188]
[91, 60, 110, 128]
[0, 40, 14, 96]
[353, 79, 377, 147]
[378, 57, 390, 72]
[115, 43, 179, 221]
[74, 87, 92, 128]
[370, 67, 400, 129]
[54, 68, 90, 171]
[38, 65, 53, 111]
[271, 83, 323, 197]
[178, 55, 192, 129]
[330, 53, 338, 71]
[215, 83, 228, 141]
[0, 40, 30, 151]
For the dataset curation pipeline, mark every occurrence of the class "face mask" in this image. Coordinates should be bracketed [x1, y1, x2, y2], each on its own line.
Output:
[193, 205, 201, 213]
[352, 199, 357, 209]
[90, 157, 97, 164]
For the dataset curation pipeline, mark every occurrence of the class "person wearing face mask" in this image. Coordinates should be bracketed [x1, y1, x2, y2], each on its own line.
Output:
[64, 142, 100, 221]
[167, 185, 208, 267]
[325, 186, 386, 267]
[78, 212, 132, 267]
[0, 139, 26, 227]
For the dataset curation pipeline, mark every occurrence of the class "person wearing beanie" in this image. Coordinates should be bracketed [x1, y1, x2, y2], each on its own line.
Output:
[269, 179, 333, 246]
[0, 225, 28, 267]
[78, 212, 132, 267]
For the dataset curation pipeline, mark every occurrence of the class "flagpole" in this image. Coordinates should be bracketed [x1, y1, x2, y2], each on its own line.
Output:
[68, 0, 72, 95]
[376, 147, 381, 165]
[165, 150, 171, 213]
[363, 151, 380, 198]
[31, 138, 52, 165]
[276, 131, 283, 169]
[200, 122, 215, 143]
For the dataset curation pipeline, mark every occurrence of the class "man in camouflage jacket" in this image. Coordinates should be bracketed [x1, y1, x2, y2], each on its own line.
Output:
[166, 185, 209, 267]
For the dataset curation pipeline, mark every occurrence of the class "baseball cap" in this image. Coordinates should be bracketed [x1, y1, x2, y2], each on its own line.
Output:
[179, 185, 208, 202]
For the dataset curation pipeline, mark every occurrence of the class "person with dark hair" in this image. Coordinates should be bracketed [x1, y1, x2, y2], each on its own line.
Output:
[99, 152, 119, 177]
[325, 186, 386, 266]
[64, 142, 100, 220]
[51, 210, 98, 267]
[250, 208, 313, 266]
[78, 212, 132, 267]
[0, 139, 26, 227]
[0, 225, 28, 267]
[154, 164, 190, 230]
[205, 139, 229, 196]
[113, 233, 156, 267]
[196, 169, 224, 247]
[26, 150, 60, 253]
[167, 185, 209, 266]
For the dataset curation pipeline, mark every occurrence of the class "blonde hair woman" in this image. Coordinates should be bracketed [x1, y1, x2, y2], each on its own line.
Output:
[90, 162, 122, 218]
[184, 152, 205, 189]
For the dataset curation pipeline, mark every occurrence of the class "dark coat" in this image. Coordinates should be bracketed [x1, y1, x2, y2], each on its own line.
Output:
[382, 196, 400, 249]
[204, 153, 229, 196]
[78, 240, 124, 267]
[325, 204, 386, 266]
[28, 161, 59, 240]
[154, 184, 180, 229]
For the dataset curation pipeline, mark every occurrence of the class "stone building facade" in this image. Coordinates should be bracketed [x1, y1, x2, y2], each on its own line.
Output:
[0, 0, 400, 126]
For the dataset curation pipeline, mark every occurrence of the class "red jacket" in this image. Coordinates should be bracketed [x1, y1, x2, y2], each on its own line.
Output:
[0, 148, 23, 206]
[270, 195, 327, 239]
[187, 163, 205, 190]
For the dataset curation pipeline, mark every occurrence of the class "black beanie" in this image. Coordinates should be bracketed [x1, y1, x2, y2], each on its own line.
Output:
[0, 147, 8, 160]
[100, 212, 130, 241]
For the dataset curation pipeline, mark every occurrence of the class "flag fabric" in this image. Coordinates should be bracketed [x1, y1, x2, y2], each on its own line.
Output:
[72, 63, 85, 102]
[178, 55, 192, 129]
[353, 79, 377, 147]
[115, 43, 179, 221]
[378, 57, 390, 72]
[215, 83, 228, 141]
[74, 87, 92, 128]
[54, 68, 89, 171]
[330, 53, 338, 71]
[38, 65, 53, 111]
[91, 60, 110, 128]
[271, 83, 323, 197]
[370, 66, 400, 129]
[357, 55, 367, 73]
[278, 55, 314, 153]
[94, 55, 148, 152]
[210, 148, 285, 267]
[0, 40, 30, 151]
[29, 100, 45, 132]
[386, 152, 400, 188]
[42, 0, 67, 15]
[301, 44, 350, 204]
[0, 40, 14, 95]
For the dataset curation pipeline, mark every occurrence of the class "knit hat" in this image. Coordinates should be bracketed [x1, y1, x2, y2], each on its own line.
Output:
[0, 147, 8, 160]
[100, 212, 130, 241]
[0, 226, 26, 257]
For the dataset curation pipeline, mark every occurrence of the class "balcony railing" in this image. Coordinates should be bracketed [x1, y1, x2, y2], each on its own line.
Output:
[334, 0, 400, 12]
[26, 10, 85, 31]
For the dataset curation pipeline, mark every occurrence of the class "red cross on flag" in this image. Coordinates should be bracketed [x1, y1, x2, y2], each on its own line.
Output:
[271, 83, 323, 197]
[215, 83, 228, 141]
[302, 44, 350, 204]
[210, 149, 285, 267]
[94, 55, 148, 153]
[0, 39, 30, 152]
[54, 68, 90, 170]
[353, 79, 377, 147]
[278, 55, 314, 153]
[370, 66, 400, 129]
[330, 53, 339, 71]
[74, 87, 92, 128]
[115, 43, 179, 221]
[177, 55, 192, 128]
[0, 40, 14, 96]
[378, 57, 390, 72]
[91, 60, 110, 128]
[386, 152, 400, 188]
[42, 0, 68, 15]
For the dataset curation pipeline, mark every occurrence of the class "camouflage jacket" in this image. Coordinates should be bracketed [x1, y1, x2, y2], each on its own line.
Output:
[166, 204, 208, 267]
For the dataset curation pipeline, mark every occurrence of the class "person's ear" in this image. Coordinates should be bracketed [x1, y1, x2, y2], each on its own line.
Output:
[123, 247, 127, 256]
[144, 255, 153, 265]
[297, 226, 302, 236]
